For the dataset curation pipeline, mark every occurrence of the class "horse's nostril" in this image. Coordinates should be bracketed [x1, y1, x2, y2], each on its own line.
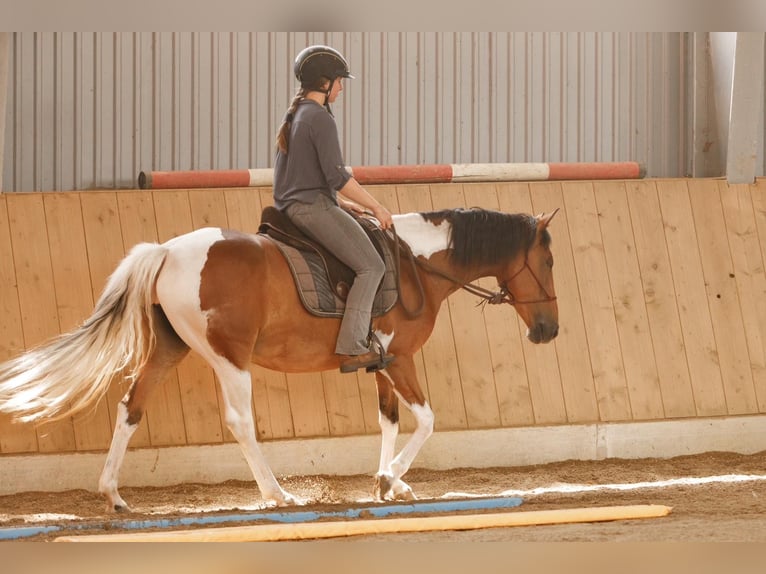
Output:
[532, 321, 558, 343]
[526, 324, 543, 344]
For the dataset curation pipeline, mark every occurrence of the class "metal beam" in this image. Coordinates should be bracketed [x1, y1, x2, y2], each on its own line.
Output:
[691, 33, 723, 177]
[0, 33, 9, 193]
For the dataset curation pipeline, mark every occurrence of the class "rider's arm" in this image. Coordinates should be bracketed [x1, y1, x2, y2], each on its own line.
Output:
[338, 178, 393, 229]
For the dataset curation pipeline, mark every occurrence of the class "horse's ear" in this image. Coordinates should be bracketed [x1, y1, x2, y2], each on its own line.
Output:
[536, 208, 560, 230]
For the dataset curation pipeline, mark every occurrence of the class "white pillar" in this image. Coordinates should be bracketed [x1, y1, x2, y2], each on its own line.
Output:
[727, 32, 765, 184]
[708, 32, 737, 176]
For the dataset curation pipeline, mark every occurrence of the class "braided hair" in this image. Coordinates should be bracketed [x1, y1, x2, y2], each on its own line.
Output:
[275, 88, 307, 155]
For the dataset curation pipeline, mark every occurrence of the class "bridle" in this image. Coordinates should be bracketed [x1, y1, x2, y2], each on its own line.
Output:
[417, 253, 556, 305]
[391, 228, 557, 319]
[495, 255, 558, 306]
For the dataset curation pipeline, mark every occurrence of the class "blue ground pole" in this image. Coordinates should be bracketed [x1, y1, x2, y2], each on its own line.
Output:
[0, 495, 523, 541]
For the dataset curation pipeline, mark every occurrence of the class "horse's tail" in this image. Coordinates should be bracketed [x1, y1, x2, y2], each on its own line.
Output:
[0, 242, 169, 424]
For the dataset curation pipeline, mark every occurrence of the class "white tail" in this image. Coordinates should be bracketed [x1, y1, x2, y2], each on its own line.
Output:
[0, 242, 168, 423]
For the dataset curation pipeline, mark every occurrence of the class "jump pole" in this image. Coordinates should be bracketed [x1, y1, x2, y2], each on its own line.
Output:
[137, 161, 645, 190]
[55, 505, 672, 542]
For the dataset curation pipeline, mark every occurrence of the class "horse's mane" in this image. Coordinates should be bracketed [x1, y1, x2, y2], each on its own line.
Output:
[421, 207, 549, 267]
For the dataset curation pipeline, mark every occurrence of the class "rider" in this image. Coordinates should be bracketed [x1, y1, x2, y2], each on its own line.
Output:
[273, 45, 395, 374]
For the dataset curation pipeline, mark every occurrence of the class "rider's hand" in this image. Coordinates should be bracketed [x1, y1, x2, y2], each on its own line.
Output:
[372, 205, 393, 230]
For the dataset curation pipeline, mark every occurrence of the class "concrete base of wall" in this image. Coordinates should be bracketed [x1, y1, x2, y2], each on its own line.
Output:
[2, 415, 766, 495]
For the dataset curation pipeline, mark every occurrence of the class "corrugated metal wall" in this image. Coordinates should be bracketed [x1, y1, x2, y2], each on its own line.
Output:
[3, 32, 692, 192]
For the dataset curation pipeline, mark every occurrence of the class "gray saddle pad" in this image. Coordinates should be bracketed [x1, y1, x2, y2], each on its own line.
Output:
[267, 236, 398, 319]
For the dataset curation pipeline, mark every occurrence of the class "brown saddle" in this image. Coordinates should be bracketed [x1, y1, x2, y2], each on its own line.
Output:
[258, 205, 398, 318]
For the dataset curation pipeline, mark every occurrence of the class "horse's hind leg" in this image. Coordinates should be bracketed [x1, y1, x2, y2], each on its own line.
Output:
[207, 357, 299, 507]
[98, 305, 190, 512]
[156, 264, 297, 507]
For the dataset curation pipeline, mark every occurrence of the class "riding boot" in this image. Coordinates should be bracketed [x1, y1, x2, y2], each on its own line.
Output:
[339, 349, 395, 373]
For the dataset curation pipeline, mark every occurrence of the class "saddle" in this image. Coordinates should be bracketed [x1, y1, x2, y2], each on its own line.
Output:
[258, 206, 398, 318]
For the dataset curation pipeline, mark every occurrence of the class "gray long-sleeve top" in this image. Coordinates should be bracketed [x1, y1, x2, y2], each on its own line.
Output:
[273, 99, 352, 211]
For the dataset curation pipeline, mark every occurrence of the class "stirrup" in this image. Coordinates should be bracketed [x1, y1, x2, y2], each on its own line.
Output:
[365, 352, 395, 373]
[366, 331, 394, 372]
[339, 349, 395, 373]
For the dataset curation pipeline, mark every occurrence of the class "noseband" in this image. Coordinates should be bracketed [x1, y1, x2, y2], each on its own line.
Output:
[496, 256, 557, 306]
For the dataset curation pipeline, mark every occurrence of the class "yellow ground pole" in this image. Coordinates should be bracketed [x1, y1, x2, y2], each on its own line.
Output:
[55, 504, 672, 542]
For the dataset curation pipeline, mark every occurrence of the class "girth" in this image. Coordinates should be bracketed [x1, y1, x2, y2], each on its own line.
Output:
[258, 206, 398, 318]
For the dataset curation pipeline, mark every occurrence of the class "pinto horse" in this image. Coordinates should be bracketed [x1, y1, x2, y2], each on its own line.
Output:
[0, 206, 559, 511]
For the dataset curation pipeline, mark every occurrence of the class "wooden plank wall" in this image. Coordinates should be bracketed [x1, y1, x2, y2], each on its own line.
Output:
[2, 178, 766, 456]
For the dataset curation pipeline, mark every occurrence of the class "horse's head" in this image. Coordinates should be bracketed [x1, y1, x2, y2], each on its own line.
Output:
[502, 209, 559, 344]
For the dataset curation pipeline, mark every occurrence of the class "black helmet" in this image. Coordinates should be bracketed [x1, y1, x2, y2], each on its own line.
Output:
[294, 45, 354, 88]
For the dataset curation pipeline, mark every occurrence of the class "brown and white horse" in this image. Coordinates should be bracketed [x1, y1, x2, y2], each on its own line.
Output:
[0, 206, 559, 511]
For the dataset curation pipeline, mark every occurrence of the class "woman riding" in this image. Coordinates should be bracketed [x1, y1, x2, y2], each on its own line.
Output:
[273, 45, 395, 374]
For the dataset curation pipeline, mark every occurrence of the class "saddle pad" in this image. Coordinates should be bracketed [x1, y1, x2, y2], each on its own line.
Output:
[267, 235, 398, 319]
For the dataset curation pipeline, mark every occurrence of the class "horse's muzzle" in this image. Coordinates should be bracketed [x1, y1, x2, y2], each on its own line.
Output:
[526, 320, 559, 344]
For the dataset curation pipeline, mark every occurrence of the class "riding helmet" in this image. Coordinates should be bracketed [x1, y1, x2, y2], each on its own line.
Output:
[294, 45, 355, 88]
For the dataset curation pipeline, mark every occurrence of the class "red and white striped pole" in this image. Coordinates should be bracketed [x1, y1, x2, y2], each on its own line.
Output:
[138, 161, 645, 190]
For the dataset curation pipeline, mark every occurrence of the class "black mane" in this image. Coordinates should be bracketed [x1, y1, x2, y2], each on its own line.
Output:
[421, 207, 547, 267]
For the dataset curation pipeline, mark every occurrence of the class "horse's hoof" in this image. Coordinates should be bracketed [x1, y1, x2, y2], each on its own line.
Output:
[267, 490, 302, 507]
[373, 472, 394, 500]
[106, 501, 131, 513]
[102, 491, 131, 513]
[391, 483, 416, 501]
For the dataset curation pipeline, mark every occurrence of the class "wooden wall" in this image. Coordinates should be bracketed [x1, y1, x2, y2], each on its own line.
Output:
[2, 178, 766, 456]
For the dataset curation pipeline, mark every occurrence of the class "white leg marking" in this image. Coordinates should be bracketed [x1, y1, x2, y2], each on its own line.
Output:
[378, 411, 398, 474]
[388, 402, 434, 480]
[375, 370, 398, 473]
[376, 399, 435, 500]
[98, 401, 138, 511]
[209, 356, 298, 506]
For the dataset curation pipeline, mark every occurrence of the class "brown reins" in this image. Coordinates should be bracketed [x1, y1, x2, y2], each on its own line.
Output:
[389, 225, 557, 319]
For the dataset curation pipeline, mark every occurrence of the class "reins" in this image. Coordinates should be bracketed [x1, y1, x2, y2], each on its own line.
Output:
[389, 224, 557, 319]
[390, 227, 427, 318]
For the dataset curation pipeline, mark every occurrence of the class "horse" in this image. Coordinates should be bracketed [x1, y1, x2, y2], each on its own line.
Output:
[0, 205, 559, 511]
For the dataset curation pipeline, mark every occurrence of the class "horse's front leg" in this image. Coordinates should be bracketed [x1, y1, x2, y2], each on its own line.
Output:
[373, 371, 413, 500]
[373, 357, 434, 501]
